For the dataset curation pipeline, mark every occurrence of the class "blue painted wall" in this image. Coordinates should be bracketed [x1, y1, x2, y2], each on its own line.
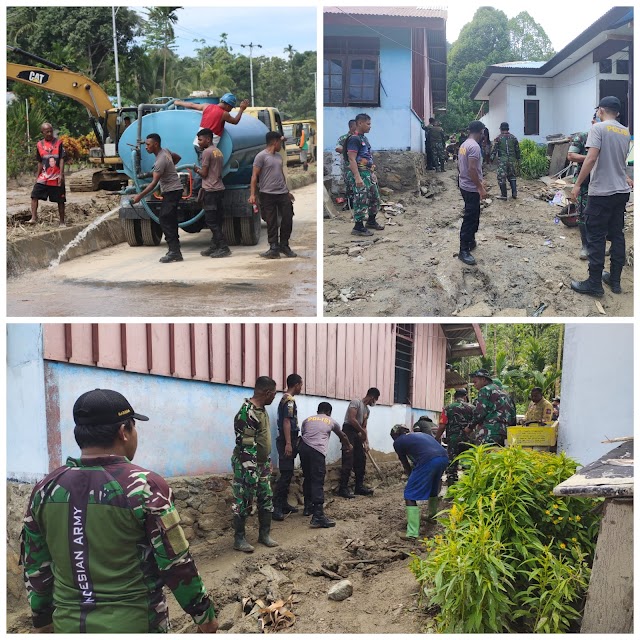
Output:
[324, 25, 419, 151]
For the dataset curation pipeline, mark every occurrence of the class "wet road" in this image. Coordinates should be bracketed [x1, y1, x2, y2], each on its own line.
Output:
[7, 184, 317, 317]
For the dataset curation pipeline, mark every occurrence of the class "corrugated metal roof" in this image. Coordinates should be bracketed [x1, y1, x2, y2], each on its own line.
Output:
[324, 6, 447, 20]
[493, 61, 546, 69]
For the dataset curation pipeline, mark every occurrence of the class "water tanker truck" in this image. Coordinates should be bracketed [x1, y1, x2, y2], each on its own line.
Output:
[119, 98, 286, 247]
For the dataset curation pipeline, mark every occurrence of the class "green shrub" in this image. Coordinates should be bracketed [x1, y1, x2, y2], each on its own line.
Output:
[519, 138, 550, 179]
[410, 446, 601, 633]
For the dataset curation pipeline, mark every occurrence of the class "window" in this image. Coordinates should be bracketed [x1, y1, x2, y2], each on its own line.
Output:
[394, 324, 414, 405]
[324, 36, 380, 106]
[599, 59, 612, 74]
[616, 59, 629, 75]
[524, 100, 539, 135]
[526, 84, 537, 96]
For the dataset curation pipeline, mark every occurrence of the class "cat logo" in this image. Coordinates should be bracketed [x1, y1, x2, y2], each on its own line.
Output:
[17, 69, 50, 85]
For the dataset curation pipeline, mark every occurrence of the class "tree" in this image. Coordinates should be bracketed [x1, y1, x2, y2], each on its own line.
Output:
[508, 12, 555, 61]
[144, 7, 182, 96]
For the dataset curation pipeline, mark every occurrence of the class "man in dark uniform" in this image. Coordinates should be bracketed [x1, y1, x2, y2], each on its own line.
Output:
[490, 122, 521, 200]
[429, 120, 447, 172]
[467, 369, 512, 447]
[421, 117, 436, 170]
[21, 389, 217, 633]
[273, 373, 303, 521]
[434, 388, 474, 484]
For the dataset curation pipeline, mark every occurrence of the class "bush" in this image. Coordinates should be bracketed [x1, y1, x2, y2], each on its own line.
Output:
[519, 138, 550, 179]
[410, 446, 601, 633]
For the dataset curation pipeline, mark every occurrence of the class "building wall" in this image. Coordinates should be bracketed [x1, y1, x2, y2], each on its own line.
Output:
[557, 324, 633, 466]
[551, 53, 596, 136]
[324, 26, 419, 151]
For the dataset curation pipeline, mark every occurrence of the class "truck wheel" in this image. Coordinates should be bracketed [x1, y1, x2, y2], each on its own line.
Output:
[240, 214, 261, 245]
[140, 219, 163, 246]
[122, 219, 143, 246]
[223, 216, 239, 246]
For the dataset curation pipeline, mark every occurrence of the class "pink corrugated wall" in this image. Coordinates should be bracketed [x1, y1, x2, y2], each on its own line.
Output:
[43, 323, 447, 409]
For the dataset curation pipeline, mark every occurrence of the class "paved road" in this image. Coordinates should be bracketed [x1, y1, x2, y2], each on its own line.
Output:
[7, 184, 317, 317]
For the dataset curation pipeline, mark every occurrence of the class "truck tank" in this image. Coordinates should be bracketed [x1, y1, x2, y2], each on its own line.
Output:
[119, 107, 270, 248]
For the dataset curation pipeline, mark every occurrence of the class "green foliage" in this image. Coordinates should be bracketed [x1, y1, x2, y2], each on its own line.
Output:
[410, 446, 601, 633]
[520, 138, 550, 179]
[508, 12, 555, 61]
[7, 99, 47, 178]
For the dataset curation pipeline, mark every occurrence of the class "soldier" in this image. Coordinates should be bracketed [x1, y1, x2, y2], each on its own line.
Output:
[429, 120, 447, 172]
[335, 119, 357, 210]
[413, 415, 437, 436]
[345, 113, 383, 236]
[21, 389, 217, 633]
[434, 388, 474, 484]
[523, 387, 554, 425]
[421, 117, 436, 170]
[231, 376, 280, 553]
[272, 374, 303, 521]
[390, 425, 448, 540]
[490, 122, 521, 200]
[466, 369, 511, 446]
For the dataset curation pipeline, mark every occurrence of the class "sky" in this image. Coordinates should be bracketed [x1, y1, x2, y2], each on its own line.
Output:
[445, 2, 617, 52]
[134, 6, 317, 59]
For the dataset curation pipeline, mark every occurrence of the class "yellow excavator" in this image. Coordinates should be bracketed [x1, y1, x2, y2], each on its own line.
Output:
[7, 45, 129, 191]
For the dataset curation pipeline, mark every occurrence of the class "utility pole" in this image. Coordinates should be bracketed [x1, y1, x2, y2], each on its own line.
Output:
[240, 41, 262, 107]
[112, 7, 122, 108]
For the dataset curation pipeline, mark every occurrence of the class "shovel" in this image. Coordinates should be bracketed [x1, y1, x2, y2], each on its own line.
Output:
[366, 449, 384, 480]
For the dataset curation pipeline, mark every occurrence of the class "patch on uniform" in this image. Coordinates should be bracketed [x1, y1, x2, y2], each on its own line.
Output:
[166, 524, 189, 554]
[159, 509, 181, 530]
[287, 401, 295, 417]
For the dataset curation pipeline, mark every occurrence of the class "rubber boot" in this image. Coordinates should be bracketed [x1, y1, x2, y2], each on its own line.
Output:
[602, 265, 622, 294]
[402, 505, 421, 540]
[338, 486, 355, 499]
[232, 514, 255, 553]
[355, 483, 374, 496]
[365, 216, 384, 231]
[351, 221, 373, 237]
[279, 244, 298, 258]
[210, 225, 231, 258]
[458, 248, 476, 266]
[428, 497, 439, 519]
[310, 504, 336, 528]
[260, 243, 281, 259]
[159, 250, 183, 263]
[509, 178, 517, 199]
[497, 183, 508, 200]
[578, 224, 588, 260]
[571, 267, 604, 297]
[257, 510, 279, 547]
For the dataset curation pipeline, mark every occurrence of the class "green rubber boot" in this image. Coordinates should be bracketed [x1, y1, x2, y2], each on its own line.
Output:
[405, 505, 421, 539]
[428, 497, 439, 519]
[232, 514, 255, 553]
[257, 510, 279, 547]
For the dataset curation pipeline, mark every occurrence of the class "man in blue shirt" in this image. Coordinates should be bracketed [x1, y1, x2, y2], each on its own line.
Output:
[391, 424, 448, 540]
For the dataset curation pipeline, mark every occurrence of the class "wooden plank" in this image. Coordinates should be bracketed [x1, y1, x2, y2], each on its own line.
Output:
[149, 324, 171, 376]
[271, 324, 284, 389]
[192, 324, 210, 381]
[345, 324, 355, 401]
[375, 324, 387, 404]
[243, 323, 257, 386]
[284, 324, 296, 385]
[326, 323, 338, 399]
[335, 324, 346, 400]
[315, 323, 328, 397]
[210, 324, 227, 383]
[362, 324, 371, 397]
[97, 324, 123, 370]
[43, 324, 67, 361]
[68, 324, 94, 366]
[172, 324, 192, 379]
[305, 324, 317, 396]
[295, 324, 306, 383]
[368, 324, 379, 400]
[228, 324, 243, 386]
[255, 324, 269, 379]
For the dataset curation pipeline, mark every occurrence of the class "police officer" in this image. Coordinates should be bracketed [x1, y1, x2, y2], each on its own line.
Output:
[434, 388, 474, 484]
[273, 373, 303, 521]
[231, 376, 279, 553]
[21, 389, 217, 633]
[467, 369, 512, 446]
[490, 122, 521, 200]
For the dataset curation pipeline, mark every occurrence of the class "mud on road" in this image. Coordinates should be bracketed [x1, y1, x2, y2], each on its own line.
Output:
[324, 157, 634, 318]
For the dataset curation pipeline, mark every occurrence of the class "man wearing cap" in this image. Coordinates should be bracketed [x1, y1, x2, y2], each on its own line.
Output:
[21, 389, 217, 633]
[298, 402, 352, 528]
[457, 120, 488, 266]
[570, 96, 633, 297]
[523, 387, 554, 425]
[231, 376, 279, 553]
[390, 425, 448, 540]
[552, 397, 560, 421]
[413, 415, 437, 436]
[467, 369, 511, 446]
[490, 122, 520, 200]
[434, 389, 474, 484]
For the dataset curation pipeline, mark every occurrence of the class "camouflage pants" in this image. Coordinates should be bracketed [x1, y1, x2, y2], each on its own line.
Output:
[431, 143, 446, 168]
[577, 190, 589, 226]
[346, 169, 380, 223]
[473, 423, 506, 446]
[446, 433, 469, 482]
[231, 452, 273, 517]
[496, 161, 517, 186]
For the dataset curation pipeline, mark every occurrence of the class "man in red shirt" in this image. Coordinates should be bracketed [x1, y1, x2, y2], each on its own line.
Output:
[29, 122, 66, 226]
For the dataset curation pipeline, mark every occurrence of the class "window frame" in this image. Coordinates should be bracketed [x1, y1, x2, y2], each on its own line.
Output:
[526, 84, 537, 96]
[524, 99, 540, 136]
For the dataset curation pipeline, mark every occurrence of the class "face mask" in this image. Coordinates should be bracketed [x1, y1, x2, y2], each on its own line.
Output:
[594, 117, 602, 123]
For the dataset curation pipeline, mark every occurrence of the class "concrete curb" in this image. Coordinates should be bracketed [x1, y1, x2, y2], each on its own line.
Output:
[289, 168, 317, 191]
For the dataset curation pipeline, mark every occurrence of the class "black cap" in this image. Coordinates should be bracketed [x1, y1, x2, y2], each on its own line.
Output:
[73, 389, 149, 426]
[597, 96, 621, 112]
[454, 388, 468, 398]
[468, 120, 485, 133]
[390, 424, 410, 438]
[470, 368, 493, 381]
[500, 121, 509, 131]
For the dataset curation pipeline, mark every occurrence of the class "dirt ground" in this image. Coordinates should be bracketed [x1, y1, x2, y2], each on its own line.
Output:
[7, 469, 440, 634]
[323, 156, 634, 318]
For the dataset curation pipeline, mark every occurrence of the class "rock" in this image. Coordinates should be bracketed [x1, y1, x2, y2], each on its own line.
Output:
[231, 616, 261, 634]
[325, 290, 339, 301]
[493, 308, 527, 317]
[379, 187, 394, 196]
[458, 301, 492, 317]
[173, 488, 190, 501]
[348, 247, 363, 257]
[328, 579, 354, 601]
[180, 512, 195, 526]
[197, 516, 217, 532]
[329, 230, 339, 234]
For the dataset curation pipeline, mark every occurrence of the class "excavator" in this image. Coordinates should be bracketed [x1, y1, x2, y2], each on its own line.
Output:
[7, 45, 130, 191]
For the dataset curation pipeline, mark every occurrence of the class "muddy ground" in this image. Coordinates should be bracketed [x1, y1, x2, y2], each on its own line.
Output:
[324, 155, 634, 318]
[7, 466, 440, 634]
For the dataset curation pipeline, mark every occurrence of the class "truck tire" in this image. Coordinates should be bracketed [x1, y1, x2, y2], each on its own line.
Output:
[223, 216, 240, 246]
[140, 219, 163, 246]
[240, 214, 261, 245]
[122, 218, 143, 246]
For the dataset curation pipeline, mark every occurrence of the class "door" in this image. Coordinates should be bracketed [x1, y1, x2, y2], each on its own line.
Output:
[599, 79, 628, 126]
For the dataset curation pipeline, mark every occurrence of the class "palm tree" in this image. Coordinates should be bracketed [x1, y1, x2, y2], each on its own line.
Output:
[145, 7, 182, 97]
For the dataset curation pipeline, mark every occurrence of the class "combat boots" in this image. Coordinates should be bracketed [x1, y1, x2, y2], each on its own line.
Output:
[351, 221, 373, 237]
[257, 510, 279, 547]
[279, 243, 298, 258]
[354, 483, 374, 496]
[458, 249, 476, 266]
[602, 265, 623, 293]
[272, 498, 285, 522]
[159, 250, 183, 263]
[578, 224, 588, 260]
[303, 499, 313, 516]
[365, 216, 384, 231]
[210, 225, 231, 258]
[571, 267, 604, 297]
[310, 504, 336, 528]
[232, 514, 255, 553]
[260, 243, 281, 259]
[338, 486, 355, 499]
[283, 501, 299, 514]
[497, 183, 508, 200]
[200, 234, 219, 257]
[509, 178, 517, 199]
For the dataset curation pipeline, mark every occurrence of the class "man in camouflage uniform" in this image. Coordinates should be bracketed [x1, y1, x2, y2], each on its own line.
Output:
[335, 119, 357, 210]
[567, 114, 596, 259]
[429, 120, 447, 172]
[21, 389, 217, 633]
[490, 122, 521, 200]
[345, 113, 383, 236]
[231, 376, 280, 553]
[434, 388, 474, 484]
[467, 369, 512, 446]
[273, 373, 303, 521]
[421, 117, 436, 170]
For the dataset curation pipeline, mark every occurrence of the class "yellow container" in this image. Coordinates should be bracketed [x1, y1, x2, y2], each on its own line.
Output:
[507, 425, 557, 447]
